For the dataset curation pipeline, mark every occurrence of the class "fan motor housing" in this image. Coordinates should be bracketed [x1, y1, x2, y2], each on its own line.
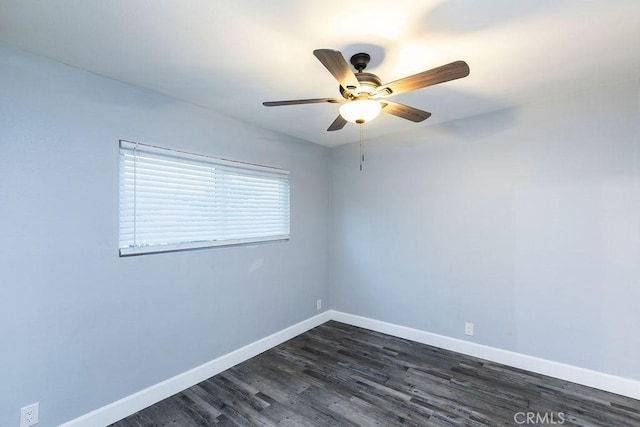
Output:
[340, 72, 382, 98]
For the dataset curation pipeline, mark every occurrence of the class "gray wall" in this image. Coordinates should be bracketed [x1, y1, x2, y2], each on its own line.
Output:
[0, 45, 330, 427]
[331, 79, 640, 381]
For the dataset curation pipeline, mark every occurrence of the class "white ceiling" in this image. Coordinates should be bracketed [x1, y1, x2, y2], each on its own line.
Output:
[1, 0, 639, 147]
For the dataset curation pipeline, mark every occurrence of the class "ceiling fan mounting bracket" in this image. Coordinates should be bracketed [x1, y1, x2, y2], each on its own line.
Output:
[350, 52, 371, 73]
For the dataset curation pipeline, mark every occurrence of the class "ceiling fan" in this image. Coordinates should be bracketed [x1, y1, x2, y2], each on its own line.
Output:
[263, 49, 470, 131]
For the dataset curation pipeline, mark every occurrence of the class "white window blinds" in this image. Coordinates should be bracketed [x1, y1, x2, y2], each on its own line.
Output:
[119, 140, 290, 256]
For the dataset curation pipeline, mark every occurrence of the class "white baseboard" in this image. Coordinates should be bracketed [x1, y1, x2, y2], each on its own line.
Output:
[331, 310, 640, 400]
[59, 311, 332, 427]
[60, 309, 640, 426]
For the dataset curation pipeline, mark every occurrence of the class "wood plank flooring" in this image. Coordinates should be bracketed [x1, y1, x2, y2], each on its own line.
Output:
[110, 321, 640, 426]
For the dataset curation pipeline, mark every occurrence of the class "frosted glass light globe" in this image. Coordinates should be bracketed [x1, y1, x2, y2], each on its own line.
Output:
[339, 100, 382, 124]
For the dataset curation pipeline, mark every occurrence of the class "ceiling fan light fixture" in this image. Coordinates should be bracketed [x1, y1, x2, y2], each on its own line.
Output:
[339, 99, 382, 124]
[264, 49, 469, 132]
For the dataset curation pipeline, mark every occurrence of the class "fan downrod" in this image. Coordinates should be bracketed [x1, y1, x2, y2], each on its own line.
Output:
[350, 52, 371, 73]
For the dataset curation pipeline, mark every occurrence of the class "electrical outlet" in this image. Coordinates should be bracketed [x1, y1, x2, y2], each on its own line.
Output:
[316, 299, 322, 310]
[465, 322, 474, 336]
[20, 402, 39, 427]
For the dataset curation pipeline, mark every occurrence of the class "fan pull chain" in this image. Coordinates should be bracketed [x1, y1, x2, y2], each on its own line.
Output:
[359, 123, 365, 171]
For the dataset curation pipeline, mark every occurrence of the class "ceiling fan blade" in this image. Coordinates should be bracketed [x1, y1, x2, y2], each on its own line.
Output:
[263, 98, 343, 107]
[381, 101, 432, 122]
[313, 49, 361, 91]
[327, 115, 348, 131]
[379, 60, 470, 96]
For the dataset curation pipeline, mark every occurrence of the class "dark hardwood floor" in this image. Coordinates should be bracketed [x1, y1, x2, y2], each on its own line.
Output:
[110, 321, 640, 426]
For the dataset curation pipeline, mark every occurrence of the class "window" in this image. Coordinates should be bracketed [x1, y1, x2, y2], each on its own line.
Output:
[119, 140, 290, 256]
